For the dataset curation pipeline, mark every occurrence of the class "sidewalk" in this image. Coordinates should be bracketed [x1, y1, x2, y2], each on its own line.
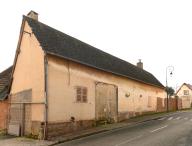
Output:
[0, 137, 55, 146]
[50, 110, 185, 145]
[0, 110, 186, 146]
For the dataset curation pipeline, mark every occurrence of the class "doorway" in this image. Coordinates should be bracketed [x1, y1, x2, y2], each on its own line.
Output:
[95, 82, 118, 123]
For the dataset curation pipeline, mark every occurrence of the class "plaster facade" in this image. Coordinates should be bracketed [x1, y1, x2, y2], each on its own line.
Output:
[9, 21, 45, 136]
[47, 55, 166, 123]
[177, 84, 192, 109]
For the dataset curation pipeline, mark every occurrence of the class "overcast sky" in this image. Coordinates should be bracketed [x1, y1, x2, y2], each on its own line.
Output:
[0, 0, 192, 90]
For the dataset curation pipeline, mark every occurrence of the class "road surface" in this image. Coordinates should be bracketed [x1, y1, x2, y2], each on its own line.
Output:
[57, 110, 192, 146]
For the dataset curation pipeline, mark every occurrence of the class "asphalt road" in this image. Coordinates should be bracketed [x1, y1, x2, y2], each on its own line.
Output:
[57, 111, 192, 146]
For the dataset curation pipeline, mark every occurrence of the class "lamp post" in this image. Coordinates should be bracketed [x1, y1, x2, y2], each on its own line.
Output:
[166, 66, 174, 112]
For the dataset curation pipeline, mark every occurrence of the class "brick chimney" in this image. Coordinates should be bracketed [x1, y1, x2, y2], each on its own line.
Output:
[137, 59, 143, 69]
[27, 10, 38, 21]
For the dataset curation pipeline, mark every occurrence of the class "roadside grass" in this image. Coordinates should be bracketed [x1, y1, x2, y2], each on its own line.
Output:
[15, 136, 35, 142]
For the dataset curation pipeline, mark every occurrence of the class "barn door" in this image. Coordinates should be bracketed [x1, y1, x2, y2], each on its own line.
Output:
[95, 82, 118, 123]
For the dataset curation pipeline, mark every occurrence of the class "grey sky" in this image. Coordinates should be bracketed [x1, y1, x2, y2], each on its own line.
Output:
[0, 0, 191, 90]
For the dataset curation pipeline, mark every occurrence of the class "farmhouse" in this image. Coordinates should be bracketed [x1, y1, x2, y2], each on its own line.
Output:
[176, 83, 192, 109]
[7, 11, 166, 139]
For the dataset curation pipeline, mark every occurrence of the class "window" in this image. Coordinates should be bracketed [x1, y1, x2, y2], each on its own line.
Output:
[183, 90, 189, 95]
[76, 86, 87, 102]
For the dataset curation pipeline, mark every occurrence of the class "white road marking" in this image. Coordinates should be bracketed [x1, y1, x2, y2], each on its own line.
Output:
[115, 135, 143, 146]
[190, 119, 192, 121]
[168, 117, 173, 120]
[175, 117, 181, 120]
[150, 125, 168, 133]
[158, 117, 166, 120]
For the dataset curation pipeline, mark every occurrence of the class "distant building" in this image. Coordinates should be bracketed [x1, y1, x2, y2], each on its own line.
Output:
[7, 11, 166, 139]
[0, 66, 12, 131]
[176, 83, 192, 109]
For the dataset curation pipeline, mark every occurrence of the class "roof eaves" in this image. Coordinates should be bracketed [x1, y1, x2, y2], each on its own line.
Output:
[0, 94, 7, 101]
[7, 16, 27, 97]
[46, 51, 165, 89]
[185, 83, 192, 91]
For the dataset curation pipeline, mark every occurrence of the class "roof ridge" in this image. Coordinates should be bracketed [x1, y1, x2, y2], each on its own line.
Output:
[0, 66, 12, 76]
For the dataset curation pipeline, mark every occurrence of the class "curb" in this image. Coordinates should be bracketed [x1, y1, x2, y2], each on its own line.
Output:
[107, 112, 181, 131]
[50, 129, 108, 146]
[49, 111, 184, 145]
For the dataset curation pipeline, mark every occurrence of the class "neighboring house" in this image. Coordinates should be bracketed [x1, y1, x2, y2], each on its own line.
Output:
[8, 11, 166, 139]
[0, 66, 12, 131]
[176, 83, 192, 109]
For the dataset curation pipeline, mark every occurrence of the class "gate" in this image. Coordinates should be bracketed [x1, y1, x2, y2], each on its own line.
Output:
[8, 89, 32, 136]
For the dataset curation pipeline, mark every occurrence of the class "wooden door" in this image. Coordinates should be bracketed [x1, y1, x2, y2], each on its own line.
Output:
[95, 82, 118, 123]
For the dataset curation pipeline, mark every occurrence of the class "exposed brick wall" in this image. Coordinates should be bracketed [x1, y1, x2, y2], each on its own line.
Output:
[0, 100, 8, 130]
[47, 120, 94, 139]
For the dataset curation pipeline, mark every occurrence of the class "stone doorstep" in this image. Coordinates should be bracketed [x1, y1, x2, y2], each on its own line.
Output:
[49, 111, 183, 145]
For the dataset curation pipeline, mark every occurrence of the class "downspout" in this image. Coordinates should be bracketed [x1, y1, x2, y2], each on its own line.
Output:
[43, 53, 48, 140]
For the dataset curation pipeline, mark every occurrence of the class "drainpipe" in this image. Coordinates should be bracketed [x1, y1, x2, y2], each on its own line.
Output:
[43, 53, 48, 140]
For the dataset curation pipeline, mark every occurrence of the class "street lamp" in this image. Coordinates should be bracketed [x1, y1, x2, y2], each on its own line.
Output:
[166, 66, 174, 112]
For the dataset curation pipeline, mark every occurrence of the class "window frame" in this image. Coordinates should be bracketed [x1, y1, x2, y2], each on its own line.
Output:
[183, 90, 189, 96]
[75, 86, 88, 103]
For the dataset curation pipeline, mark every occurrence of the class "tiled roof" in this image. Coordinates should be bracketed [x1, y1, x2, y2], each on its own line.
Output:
[0, 66, 12, 100]
[24, 16, 164, 88]
[186, 84, 192, 90]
